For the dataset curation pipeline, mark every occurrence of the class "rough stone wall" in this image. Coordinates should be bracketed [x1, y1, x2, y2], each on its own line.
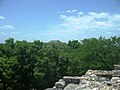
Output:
[45, 65, 120, 90]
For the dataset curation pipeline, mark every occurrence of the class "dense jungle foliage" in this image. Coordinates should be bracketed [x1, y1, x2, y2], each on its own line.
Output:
[0, 36, 120, 90]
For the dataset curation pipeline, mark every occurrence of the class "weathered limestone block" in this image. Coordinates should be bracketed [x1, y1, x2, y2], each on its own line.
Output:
[76, 80, 111, 90]
[86, 70, 113, 79]
[52, 86, 57, 90]
[80, 74, 99, 81]
[94, 70, 113, 78]
[100, 86, 112, 90]
[64, 84, 78, 90]
[44, 88, 53, 90]
[59, 79, 64, 82]
[55, 80, 65, 89]
[114, 65, 120, 70]
[112, 83, 120, 90]
[99, 76, 109, 81]
[85, 70, 95, 75]
[111, 77, 120, 84]
[63, 76, 80, 85]
[45, 65, 120, 90]
[113, 70, 120, 77]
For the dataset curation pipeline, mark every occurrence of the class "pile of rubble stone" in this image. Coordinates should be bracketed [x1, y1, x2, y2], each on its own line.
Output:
[45, 65, 120, 90]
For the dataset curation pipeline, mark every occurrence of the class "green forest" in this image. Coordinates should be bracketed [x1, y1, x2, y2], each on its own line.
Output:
[0, 36, 120, 90]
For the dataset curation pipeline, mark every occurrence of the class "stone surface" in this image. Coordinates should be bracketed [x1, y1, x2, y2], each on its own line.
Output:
[44, 88, 53, 90]
[114, 65, 120, 70]
[64, 84, 78, 90]
[75, 80, 111, 90]
[55, 81, 65, 88]
[85, 70, 113, 78]
[63, 76, 80, 85]
[113, 70, 120, 77]
[52, 86, 57, 90]
[46, 65, 120, 90]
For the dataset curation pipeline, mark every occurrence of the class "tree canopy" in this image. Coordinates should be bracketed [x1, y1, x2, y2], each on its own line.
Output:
[0, 36, 120, 90]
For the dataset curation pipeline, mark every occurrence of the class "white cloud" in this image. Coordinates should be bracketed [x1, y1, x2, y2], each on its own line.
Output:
[95, 21, 106, 27]
[10, 31, 20, 35]
[72, 9, 77, 12]
[0, 16, 5, 20]
[0, 25, 16, 37]
[66, 10, 71, 13]
[60, 15, 66, 19]
[0, 25, 15, 30]
[78, 12, 84, 15]
[105, 31, 112, 35]
[66, 9, 77, 13]
[88, 12, 110, 19]
[44, 12, 120, 41]
[9, 12, 120, 42]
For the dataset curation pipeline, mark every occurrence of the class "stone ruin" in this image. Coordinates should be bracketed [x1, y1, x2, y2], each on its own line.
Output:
[45, 65, 120, 90]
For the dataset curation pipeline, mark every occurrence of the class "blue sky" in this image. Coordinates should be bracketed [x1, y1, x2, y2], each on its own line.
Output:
[0, 0, 120, 42]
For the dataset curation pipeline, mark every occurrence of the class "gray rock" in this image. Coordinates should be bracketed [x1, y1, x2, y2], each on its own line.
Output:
[64, 84, 78, 90]
[44, 88, 53, 90]
[79, 74, 99, 81]
[59, 79, 64, 82]
[114, 65, 120, 70]
[55, 81, 65, 88]
[85, 70, 94, 75]
[113, 70, 120, 77]
[48, 65, 120, 90]
[111, 77, 120, 84]
[112, 83, 120, 90]
[99, 76, 109, 81]
[63, 76, 80, 85]
[52, 86, 57, 90]
[76, 80, 111, 90]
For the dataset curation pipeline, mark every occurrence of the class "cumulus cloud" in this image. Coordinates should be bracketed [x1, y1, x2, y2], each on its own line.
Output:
[0, 25, 15, 30]
[10, 31, 20, 35]
[88, 12, 110, 19]
[78, 12, 84, 15]
[66, 10, 71, 13]
[66, 9, 77, 13]
[45, 12, 120, 41]
[0, 16, 5, 20]
[10, 12, 120, 42]
[0, 25, 16, 37]
[72, 9, 77, 12]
